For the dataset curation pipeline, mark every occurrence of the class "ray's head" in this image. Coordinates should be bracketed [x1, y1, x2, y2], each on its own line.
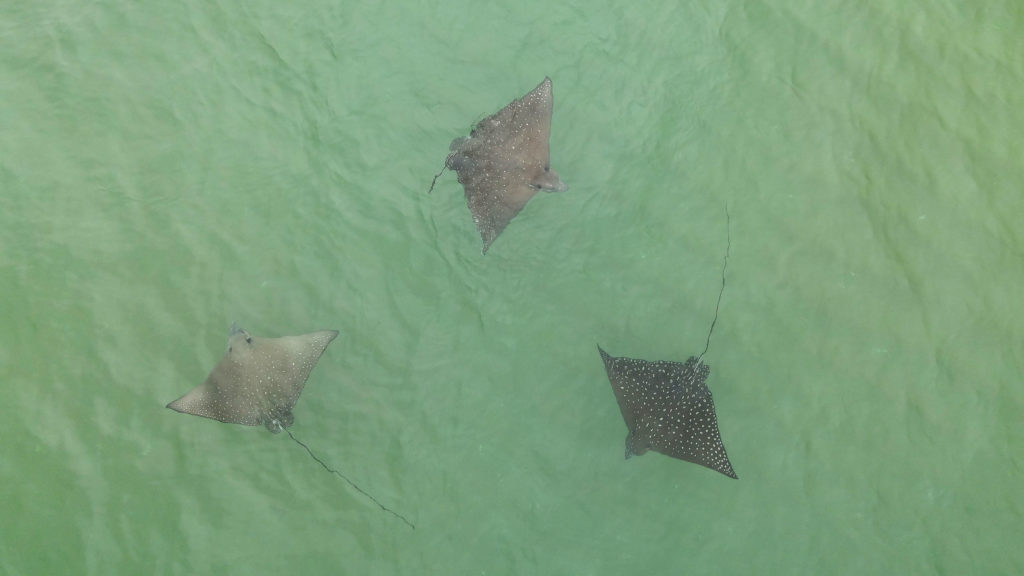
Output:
[624, 431, 650, 460]
[531, 167, 568, 193]
[228, 323, 253, 348]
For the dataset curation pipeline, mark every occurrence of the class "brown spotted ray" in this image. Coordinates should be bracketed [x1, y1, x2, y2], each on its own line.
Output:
[167, 324, 415, 528]
[429, 77, 568, 253]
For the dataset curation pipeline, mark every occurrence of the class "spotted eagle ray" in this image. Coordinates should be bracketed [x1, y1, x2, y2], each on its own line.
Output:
[428, 76, 568, 253]
[166, 324, 415, 529]
[598, 213, 737, 479]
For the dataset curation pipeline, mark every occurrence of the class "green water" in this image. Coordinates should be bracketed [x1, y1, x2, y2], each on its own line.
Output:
[2, 1, 1022, 574]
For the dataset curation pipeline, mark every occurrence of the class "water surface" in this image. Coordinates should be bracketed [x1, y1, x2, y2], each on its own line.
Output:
[2, 1, 1022, 574]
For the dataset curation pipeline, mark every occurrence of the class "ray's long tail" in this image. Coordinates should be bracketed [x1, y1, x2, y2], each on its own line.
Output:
[698, 207, 731, 364]
[427, 152, 455, 194]
[285, 428, 416, 530]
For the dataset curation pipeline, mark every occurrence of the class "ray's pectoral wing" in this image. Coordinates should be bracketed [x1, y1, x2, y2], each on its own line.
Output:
[271, 330, 339, 408]
[652, 361, 737, 478]
[166, 359, 262, 426]
[472, 77, 554, 165]
[504, 81, 553, 169]
[518, 89, 553, 176]
[653, 394, 736, 479]
[457, 164, 538, 252]
[599, 348, 639, 433]
[501, 79, 566, 193]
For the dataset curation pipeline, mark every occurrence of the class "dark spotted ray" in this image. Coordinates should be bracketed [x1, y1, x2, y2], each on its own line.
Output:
[167, 324, 415, 529]
[429, 77, 568, 253]
[597, 349, 737, 478]
[598, 212, 737, 479]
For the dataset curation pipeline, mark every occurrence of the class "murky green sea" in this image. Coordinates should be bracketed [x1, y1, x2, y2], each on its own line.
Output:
[2, 1, 1022, 574]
